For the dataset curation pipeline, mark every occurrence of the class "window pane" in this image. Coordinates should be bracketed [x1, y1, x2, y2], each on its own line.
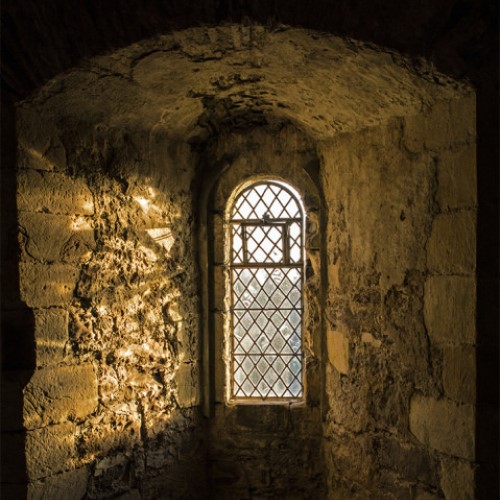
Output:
[230, 181, 304, 401]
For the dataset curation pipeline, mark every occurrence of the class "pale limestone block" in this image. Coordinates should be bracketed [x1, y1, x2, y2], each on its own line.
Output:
[327, 330, 349, 374]
[28, 466, 88, 500]
[26, 422, 76, 480]
[17, 169, 94, 215]
[409, 394, 475, 460]
[19, 263, 79, 308]
[437, 144, 477, 211]
[24, 364, 98, 430]
[427, 212, 476, 274]
[175, 362, 200, 407]
[361, 332, 382, 348]
[404, 101, 451, 153]
[18, 212, 95, 263]
[34, 309, 69, 367]
[424, 275, 476, 345]
[442, 345, 476, 403]
[404, 96, 475, 153]
[440, 457, 475, 500]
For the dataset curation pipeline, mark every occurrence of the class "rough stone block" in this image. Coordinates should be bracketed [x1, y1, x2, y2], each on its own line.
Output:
[16, 107, 66, 172]
[377, 436, 438, 486]
[24, 364, 98, 429]
[175, 362, 200, 407]
[18, 141, 67, 173]
[19, 213, 95, 263]
[19, 263, 79, 308]
[34, 309, 69, 367]
[404, 96, 475, 153]
[437, 145, 477, 211]
[361, 332, 382, 348]
[427, 212, 476, 274]
[28, 466, 88, 500]
[26, 422, 76, 480]
[442, 346, 476, 403]
[409, 394, 475, 460]
[424, 275, 475, 345]
[440, 457, 475, 500]
[326, 330, 349, 374]
[17, 169, 94, 215]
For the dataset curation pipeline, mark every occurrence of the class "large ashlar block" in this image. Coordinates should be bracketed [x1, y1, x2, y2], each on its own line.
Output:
[24, 364, 98, 429]
[440, 457, 475, 500]
[442, 346, 476, 403]
[28, 466, 88, 500]
[175, 362, 200, 407]
[26, 422, 76, 480]
[19, 263, 79, 308]
[437, 144, 477, 211]
[18, 212, 95, 263]
[409, 394, 475, 460]
[34, 309, 69, 366]
[424, 275, 475, 345]
[427, 212, 476, 274]
[17, 169, 94, 215]
[326, 330, 349, 375]
[404, 95, 475, 153]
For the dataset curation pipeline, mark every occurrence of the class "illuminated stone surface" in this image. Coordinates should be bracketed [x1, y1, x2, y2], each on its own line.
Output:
[23, 364, 98, 429]
[7, 23, 478, 500]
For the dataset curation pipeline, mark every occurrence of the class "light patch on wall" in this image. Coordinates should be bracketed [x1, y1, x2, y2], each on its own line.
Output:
[71, 216, 92, 232]
[146, 227, 175, 253]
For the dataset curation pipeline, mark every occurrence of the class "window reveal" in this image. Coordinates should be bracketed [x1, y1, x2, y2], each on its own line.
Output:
[228, 181, 305, 401]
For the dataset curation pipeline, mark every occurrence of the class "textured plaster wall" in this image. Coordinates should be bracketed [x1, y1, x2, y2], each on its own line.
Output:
[2, 25, 476, 499]
[321, 96, 476, 499]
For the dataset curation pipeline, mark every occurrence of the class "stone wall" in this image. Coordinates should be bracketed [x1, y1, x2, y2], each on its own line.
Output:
[321, 95, 476, 498]
[4, 86, 205, 499]
[1, 25, 478, 499]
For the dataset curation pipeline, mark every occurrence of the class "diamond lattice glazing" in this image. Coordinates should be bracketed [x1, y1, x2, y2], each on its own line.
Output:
[229, 181, 304, 400]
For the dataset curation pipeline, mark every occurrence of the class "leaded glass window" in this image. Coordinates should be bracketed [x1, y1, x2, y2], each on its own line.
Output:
[228, 180, 305, 401]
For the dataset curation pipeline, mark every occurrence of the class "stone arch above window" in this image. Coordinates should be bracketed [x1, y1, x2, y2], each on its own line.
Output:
[227, 180, 306, 402]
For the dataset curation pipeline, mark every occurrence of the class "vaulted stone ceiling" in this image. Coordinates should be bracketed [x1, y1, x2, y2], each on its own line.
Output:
[1, 0, 496, 101]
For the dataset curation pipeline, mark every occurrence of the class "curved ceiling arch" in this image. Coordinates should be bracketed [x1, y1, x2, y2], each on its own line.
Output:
[18, 25, 471, 160]
[1, 0, 495, 101]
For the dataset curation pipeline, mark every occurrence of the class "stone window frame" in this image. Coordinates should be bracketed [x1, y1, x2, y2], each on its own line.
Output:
[200, 156, 325, 414]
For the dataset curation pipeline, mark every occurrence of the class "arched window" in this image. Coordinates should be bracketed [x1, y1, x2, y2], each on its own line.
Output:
[227, 180, 305, 402]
